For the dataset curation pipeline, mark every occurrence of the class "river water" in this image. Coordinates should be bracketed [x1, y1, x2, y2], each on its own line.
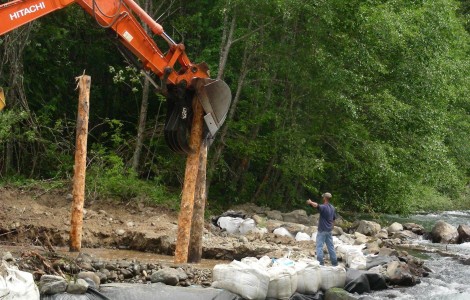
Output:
[367, 211, 470, 300]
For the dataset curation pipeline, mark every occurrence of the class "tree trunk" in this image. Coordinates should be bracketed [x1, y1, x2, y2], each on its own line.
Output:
[216, 14, 236, 80]
[70, 75, 91, 252]
[174, 99, 204, 264]
[188, 140, 207, 263]
[131, 77, 150, 173]
[207, 37, 252, 191]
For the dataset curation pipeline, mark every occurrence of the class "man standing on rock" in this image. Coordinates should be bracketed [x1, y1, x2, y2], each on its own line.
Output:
[306, 192, 338, 266]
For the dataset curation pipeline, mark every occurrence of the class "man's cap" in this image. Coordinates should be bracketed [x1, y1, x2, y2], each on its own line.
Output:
[322, 192, 332, 199]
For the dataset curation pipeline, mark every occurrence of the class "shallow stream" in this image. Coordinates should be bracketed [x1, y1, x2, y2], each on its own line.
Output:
[368, 211, 470, 300]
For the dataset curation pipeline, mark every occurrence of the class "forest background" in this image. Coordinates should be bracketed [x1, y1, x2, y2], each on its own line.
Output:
[1, 0, 469, 215]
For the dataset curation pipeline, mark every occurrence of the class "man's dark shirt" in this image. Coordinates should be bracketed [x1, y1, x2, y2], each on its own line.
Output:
[317, 203, 336, 232]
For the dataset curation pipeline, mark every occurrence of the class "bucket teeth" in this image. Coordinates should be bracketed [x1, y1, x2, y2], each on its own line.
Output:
[164, 86, 194, 154]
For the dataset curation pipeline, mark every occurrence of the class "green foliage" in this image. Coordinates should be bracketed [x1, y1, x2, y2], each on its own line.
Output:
[86, 146, 179, 208]
[1, 0, 469, 215]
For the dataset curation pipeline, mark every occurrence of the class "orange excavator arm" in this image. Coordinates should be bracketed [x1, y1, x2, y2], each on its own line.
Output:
[0, 0, 231, 153]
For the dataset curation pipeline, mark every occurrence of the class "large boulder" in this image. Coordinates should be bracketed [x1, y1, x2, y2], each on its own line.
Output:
[431, 220, 458, 244]
[386, 261, 417, 286]
[266, 210, 283, 221]
[387, 222, 403, 233]
[282, 209, 310, 225]
[356, 221, 381, 236]
[457, 224, 470, 243]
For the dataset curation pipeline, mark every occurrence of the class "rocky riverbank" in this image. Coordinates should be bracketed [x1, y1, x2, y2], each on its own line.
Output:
[1, 188, 469, 299]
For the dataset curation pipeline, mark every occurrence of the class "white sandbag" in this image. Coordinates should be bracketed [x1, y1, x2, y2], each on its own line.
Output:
[258, 256, 273, 268]
[336, 244, 365, 260]
[336, 244, 367, 269]
[0, 262, 39, 300]
[319, 265, 346, 291]
[311, 232, 317, 241]
[272, 258, 294, 267]
[241, 256, 272, 269]
[212, 261, 269, 300]
[273, 228, 294, 239]
[295, 261, 321, 294]
[295, 232, 310, 241]
[332, 236, 342, 246]
[217, 217, 244, 234]
[239, 218, 256, 235]
[348, 253, 367, 270]
[266, 266, 297, 300]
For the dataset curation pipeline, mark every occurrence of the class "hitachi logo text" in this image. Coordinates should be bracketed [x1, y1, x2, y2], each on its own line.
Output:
[10, 2, 46, 21]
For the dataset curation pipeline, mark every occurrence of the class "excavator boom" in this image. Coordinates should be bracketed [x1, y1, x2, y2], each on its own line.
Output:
[0, 0, 231, 154]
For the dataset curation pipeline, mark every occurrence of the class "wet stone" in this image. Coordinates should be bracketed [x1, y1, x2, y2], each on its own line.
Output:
[66, 278, 89, 294]
[120, 268, 133, 279]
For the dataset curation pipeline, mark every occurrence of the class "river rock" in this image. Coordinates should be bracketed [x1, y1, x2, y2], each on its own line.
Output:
[332, 226, 344, 236]
[282, 222, 308, 235]
[78, 271, 100, 288]
[2, 251, 14, 262]
[387, 222, 403, 233]
[282, 209, 310, 225]
[378, 247, 398, 257]
[392, 230, 418, 241]
[457, 224, 470, 243]
[120, 269, 133, 279]
[403, 223, 425, 235]
[375, 229, 388, 239]
[356, 220, 381, 236]
[266, 210, 283, 221]
[386, 261, 417, 286]
[267, 219, 284, 232]
[150, 268, 182, 285]
[40, 275, 68, 295]
[251, 214, 265, 225]
[366, 241, 380, 254]
[309, 214, 320, 226]
[431, 220, 458, 244]
[354, 232, 368, 244]
[66, 278, 89, 294]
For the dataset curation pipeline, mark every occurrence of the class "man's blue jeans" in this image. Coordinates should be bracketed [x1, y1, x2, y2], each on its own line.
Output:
[316, 231, 338, 266]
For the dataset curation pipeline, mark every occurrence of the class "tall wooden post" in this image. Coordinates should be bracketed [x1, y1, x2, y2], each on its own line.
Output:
[0, 87, 5, 111]
[188, 140, 208, 263]
[174, 97, 204, 263]
[70, 75, 91, 252]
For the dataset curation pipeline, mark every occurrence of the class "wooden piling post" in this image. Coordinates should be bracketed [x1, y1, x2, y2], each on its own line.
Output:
[188, 140, 208, 263]
[174, 97, 204, 264]
[0, 87, 5, 111]
[70, 75, 91, 252]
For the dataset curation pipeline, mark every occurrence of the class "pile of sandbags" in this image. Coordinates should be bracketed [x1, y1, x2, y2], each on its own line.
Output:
[212, 257, 346, 300]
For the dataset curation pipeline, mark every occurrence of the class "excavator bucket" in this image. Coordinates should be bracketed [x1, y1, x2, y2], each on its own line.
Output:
[163, 78, 231, 154]
[0, 87, 5, 111]
[193, 78, 232, 138]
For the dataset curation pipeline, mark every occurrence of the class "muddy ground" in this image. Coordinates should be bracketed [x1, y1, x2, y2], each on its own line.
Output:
[0, 187, 313, 269]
